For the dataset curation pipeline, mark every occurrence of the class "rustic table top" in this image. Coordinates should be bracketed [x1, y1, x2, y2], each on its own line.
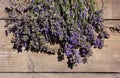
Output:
[0, 0, 119, 78]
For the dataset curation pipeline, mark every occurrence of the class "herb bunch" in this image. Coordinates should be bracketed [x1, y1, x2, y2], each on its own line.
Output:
[5, 0, 109, 69]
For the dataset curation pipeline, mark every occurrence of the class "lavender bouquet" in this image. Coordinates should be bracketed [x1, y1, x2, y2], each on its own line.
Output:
[5, 0, 109, 69]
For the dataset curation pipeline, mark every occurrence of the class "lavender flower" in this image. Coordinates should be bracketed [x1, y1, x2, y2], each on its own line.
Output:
[5, 0, 109, 69]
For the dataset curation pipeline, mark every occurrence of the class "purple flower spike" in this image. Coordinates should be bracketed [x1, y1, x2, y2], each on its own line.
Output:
[5, 0, 109, 69]
[65, 48, 72, 56]
[70, 10, 73, 17]
[79, 13, 82, 19]
[75, 52, 81, 63]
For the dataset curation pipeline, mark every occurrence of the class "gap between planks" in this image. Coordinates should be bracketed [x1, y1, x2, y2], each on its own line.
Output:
[0, 73, 119, 78]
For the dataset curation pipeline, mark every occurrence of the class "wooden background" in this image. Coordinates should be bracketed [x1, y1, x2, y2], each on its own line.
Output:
[0, 0, 120, 78]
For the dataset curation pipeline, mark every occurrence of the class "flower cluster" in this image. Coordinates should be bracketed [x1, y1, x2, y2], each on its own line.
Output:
[5, 0, 109, 69]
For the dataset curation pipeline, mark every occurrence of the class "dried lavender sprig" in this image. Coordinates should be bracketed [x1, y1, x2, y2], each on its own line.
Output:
[4, 0, 109, 69]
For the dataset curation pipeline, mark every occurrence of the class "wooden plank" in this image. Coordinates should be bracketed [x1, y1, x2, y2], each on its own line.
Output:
[0, 73, 119, 78]
[0, 0, 120, 19]
[0, 20, 119, 72]
[102, 0, 120, 19]
[0, 0, 8, 19]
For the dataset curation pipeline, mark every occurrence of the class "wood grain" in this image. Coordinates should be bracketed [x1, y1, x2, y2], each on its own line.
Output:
[0, 20, 119, 72]
[0, 73, 119, 78]
[0, 0, 120, 19]
[0, 0, 120, 74]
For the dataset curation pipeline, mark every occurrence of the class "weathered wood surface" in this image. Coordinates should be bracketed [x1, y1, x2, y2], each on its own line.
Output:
[0, 20, 119, 72]
[0, 0, 120, 75]
[0, 73, 119, 78]
[0, 0, 120, 19]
